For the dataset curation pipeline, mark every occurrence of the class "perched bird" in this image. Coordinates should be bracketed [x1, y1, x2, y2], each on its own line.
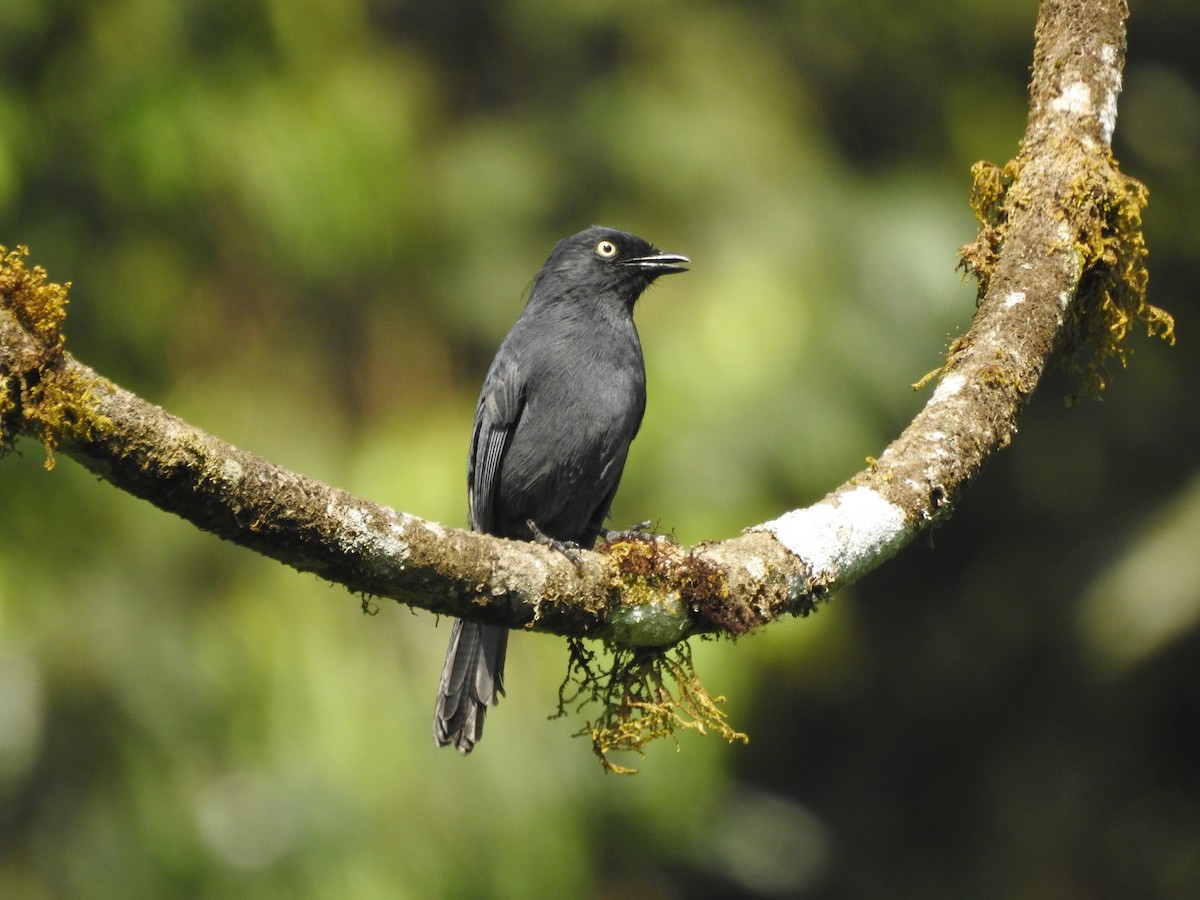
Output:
[433, 226, 689, 753]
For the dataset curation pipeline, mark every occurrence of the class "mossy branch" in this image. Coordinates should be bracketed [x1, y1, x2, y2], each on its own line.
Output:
[0, 0, 1173, 768]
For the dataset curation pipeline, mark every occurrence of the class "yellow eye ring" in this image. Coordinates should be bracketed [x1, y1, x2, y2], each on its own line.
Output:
[595, 239, 619, 259]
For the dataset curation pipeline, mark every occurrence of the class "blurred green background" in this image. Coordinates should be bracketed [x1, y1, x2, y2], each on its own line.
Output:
[1, 0, 1197, 896]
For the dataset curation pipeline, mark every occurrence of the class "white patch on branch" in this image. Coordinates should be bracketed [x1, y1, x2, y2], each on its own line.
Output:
[1050, 55, 1122, 146]
[1095, 45, 1124, 147]
[420, 519, 447, 539]
[1005, 291, 1027, 308]
[1051, 81, 1093, 119]
[930, 373, 966, 405]
[760, 487, 910, 583]
[328, 500, 411, 563]
[1098, 72, 1121, 146]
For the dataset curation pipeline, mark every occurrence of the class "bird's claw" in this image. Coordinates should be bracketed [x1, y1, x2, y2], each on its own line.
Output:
[526, 519, 584, 573]
[600, 520, 655, 543]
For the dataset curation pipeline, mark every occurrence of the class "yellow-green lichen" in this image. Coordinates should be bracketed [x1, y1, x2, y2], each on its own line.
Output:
[1, 245, 111, 466]
[22, 365, 114, 470]
[543, 536, 746, 773]
[978, 363, 1027, 394]
[555, 638, 746, 775]
[1060, 165, 1175, 401]
[957, 156, 1174, 402]
[606, 535, 745, 636]
[0, 245, 69, 351]
[911, 366, 943, 391]
[604, 538, 686, 645]
[0, 370, 14, 437]
[959, 159, 1022, 301]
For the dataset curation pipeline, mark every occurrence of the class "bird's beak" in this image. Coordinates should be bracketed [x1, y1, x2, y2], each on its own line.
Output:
[620, 252, 690, 275]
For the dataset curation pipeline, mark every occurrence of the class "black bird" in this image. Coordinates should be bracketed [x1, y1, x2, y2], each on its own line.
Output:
[433, 225, 689, 753]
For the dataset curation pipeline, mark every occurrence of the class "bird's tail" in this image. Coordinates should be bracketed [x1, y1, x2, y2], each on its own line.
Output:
[433, 620, 508, 753]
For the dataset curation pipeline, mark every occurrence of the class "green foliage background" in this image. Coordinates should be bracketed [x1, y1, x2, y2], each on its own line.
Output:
[2, 1, 1197, 896]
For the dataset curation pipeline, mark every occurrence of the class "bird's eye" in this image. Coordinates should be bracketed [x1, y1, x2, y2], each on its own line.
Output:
[595, 239, 619, 259]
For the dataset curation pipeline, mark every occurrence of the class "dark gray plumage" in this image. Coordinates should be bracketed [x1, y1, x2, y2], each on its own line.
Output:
[433, 225, 689, 753]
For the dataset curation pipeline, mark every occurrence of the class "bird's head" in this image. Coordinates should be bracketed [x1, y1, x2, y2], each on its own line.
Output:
[534, 226, 689, 309]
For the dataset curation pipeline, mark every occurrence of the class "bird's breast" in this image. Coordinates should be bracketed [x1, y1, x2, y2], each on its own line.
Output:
[492, 321, 646, 542]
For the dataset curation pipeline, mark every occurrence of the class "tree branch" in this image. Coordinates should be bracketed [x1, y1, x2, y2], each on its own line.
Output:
[0, 0, 1170, 649]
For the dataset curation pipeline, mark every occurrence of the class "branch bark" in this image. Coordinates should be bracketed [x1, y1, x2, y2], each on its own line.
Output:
[0, 0, 1162, 648]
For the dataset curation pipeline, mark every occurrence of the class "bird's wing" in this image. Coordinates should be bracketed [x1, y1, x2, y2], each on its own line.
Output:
[468, 353, 525, 534]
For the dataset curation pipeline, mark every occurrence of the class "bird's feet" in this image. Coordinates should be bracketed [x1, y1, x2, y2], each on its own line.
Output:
[526, 519, 584, 572]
